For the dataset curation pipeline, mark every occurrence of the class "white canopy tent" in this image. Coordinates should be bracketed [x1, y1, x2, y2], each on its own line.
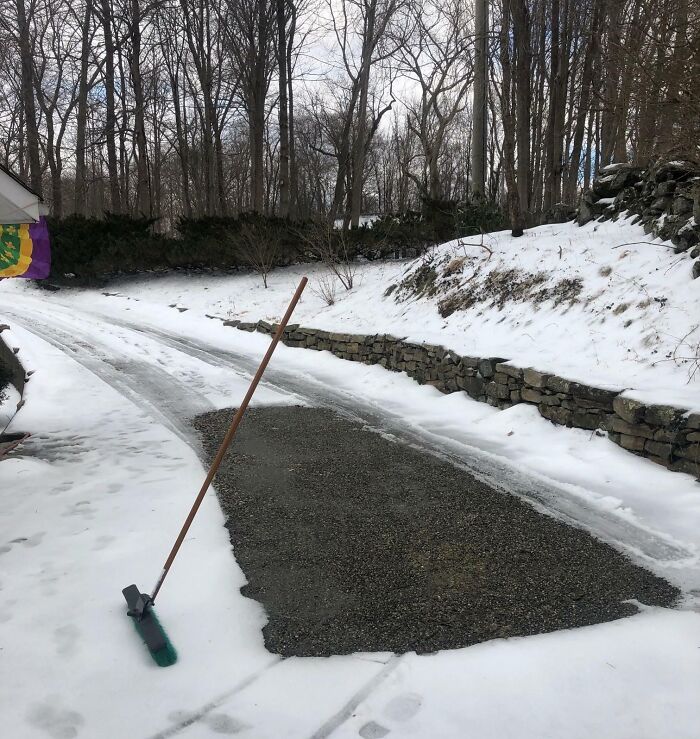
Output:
[0, 164, 42, 224]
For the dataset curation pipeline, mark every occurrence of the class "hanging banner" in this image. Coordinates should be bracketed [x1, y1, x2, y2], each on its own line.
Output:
[0, 217, 51, 279]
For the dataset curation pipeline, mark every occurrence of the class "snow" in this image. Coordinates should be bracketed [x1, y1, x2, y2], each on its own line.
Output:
[1, 215, 700, 737]
[333, 214, 380, 229]
[44, 215, 700, 410]
[0, 383, 20, 431]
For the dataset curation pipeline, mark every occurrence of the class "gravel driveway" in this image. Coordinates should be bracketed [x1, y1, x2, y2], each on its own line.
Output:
[194, 406, 679, 657]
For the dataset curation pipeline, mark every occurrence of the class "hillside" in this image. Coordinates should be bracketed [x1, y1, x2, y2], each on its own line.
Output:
[88, 215, 700, 411]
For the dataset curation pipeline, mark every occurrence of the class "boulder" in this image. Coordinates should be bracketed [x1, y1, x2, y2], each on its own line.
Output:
[652, 160, 700, 183]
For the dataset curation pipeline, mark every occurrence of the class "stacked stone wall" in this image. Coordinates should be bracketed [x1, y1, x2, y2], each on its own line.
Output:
[224, 317, 700, 479]
[577, 160, 700, 278]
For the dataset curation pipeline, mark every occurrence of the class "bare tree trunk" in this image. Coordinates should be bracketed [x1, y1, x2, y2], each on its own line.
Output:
[349, 5, 376, 229]
[16, 0, 42, 196]
[551, 0, 570, 205]
[471, 0, 488, 198]
[276, 0, 290, 217]
[513, 0, 530, 220]
[74, 0, 94, 215]
[565, 0, 599, 202]
[499, 0, 524, 236]
[600, 0, 622, 165]
[286, 1, 298, 218]
[100, 0, 121, 212]
[129, 0, 151, 216]
[543, 0, 559, 212]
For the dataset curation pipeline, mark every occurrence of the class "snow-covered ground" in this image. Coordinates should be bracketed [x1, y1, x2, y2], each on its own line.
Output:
[90, 215, 700, 410]
[1, 216, 700, 738]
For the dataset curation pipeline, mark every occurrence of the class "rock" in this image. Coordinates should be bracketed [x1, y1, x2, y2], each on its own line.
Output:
[654, 428, 686, 444]
[237, 322, 257, 332]
[571, 411, 602, 430]
[539, 394, 561, 407]
[654, 181, 676, 197]
[670, 458, 700, 477]
[523, 368, 551, 388]
[486, 381, 510, 400]
[676, 444, 700, 461]
[521, 387, 543, 404]
[495, 362, 522, 379]
[457, 375, 485, 398]
[593, 165, 642, 196]
[610, 417, 654, 440]
[539, 405, 571, 426]
[672, 196, 694, 215]
[547, 203, 577, 223]
[694, 262, 700, 280]
[478, 357, 507, 378]
[612, 396, 647, 424]
[644, 404, 684, 428]
[570, 382, 619, 407]
[577, 191, 597, 225]
[618, 434, 646, 452]
[645, 440, 674, 460]
[649, 196, 672, 213]
[653, 160, 700, 183]
[545, 375, 571, 394]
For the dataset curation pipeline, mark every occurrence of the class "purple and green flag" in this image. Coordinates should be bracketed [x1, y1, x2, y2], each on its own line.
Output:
[0, 217, 51, 279]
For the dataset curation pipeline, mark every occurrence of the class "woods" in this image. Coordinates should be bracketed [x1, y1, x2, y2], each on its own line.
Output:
[0, 0, 698, 233]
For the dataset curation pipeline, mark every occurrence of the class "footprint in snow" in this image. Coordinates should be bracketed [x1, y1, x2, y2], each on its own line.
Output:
[92, 535, 115, 551]
[62, 503, 95, 520]
[358, 693, 424, 738]
[22, 532, 46, 548]
[206, 713, 248, 734]
[26, 700, 84, 738]
[54, 625, 80, 657]
[383, 692, 423, 722]
[359, 721, 391, 738]
[167, 710, 248, 734]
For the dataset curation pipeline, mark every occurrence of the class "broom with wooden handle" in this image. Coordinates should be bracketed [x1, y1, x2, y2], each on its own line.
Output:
[122, 276, 308, 667]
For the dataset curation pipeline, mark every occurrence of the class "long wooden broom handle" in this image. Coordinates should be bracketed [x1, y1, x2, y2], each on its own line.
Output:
[151, 276, 308, 602]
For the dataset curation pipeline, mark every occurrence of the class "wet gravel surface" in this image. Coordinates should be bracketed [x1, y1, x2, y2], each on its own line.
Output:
[194, 406, 679, 657]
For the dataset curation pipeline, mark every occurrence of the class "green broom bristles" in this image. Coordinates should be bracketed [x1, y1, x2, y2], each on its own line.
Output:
[132, 609, 178, 667]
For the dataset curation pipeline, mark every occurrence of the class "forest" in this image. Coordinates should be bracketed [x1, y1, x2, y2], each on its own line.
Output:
[0, 0, 698, 237]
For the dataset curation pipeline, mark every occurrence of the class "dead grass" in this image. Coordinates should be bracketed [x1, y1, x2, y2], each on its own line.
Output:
[394, 250, 585, 319]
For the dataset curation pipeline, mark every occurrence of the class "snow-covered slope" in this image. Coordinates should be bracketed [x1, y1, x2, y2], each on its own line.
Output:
[78, 215, 700, 410]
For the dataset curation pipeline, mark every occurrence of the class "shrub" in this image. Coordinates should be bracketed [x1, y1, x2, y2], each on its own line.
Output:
[44, 201, 508, 283]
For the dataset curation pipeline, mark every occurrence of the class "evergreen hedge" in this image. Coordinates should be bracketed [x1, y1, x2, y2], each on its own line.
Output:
[45, 201, 506, 282]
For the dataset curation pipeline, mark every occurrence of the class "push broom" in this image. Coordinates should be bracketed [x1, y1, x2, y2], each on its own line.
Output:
[122, 276, 308, 667]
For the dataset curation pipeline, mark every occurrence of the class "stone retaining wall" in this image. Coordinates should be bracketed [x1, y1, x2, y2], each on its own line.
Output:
[222, 316, 700, 479]
[577, 160, 700, 279]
